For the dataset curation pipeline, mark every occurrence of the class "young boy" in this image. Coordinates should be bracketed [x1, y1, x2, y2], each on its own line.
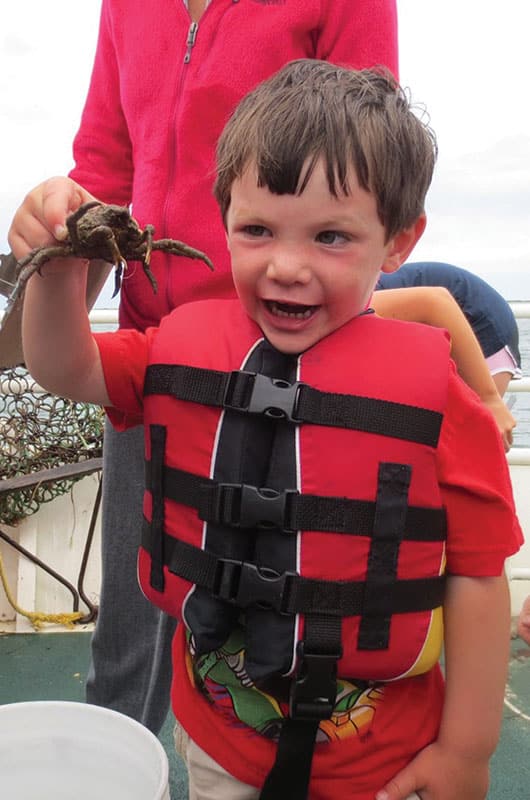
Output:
[12, 60, 522, 800]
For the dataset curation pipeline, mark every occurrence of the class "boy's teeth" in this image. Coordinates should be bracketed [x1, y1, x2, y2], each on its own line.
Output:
[270, 301, 314, 319]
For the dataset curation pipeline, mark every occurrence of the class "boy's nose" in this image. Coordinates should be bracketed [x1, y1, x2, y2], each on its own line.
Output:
[266, 247, 311, 284]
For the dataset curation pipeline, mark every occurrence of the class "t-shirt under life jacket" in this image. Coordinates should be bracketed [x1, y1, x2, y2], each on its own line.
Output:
[139, 299, 449, 798]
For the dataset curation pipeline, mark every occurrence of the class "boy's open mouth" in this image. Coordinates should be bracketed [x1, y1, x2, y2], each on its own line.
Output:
[266, 300, 317, 320]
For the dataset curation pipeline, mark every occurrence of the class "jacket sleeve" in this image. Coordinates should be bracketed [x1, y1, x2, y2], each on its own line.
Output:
[68, 0, 134, 206]
[316, 0, 399, 77]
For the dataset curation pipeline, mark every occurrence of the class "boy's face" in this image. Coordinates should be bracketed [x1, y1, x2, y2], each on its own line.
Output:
[226, 158, 417, 354]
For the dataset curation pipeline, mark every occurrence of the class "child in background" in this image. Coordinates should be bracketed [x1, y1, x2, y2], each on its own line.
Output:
[371, 271, 518, 451]
[375, 261, 522, 398]
[11, 60, 522, 800]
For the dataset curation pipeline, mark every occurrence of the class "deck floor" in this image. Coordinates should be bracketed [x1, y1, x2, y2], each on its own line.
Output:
[1, 630, 529, 799]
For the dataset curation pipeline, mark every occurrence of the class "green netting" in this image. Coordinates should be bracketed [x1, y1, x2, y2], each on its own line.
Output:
[0, 366, 103, 525]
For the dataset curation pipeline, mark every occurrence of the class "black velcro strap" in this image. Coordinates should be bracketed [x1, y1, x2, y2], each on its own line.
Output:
[296, 384, 442, 446]
[141, 522, 445, 616]
[148, 425, 167, 592]
[145, 364, 229, 406]
[145, 461, 447, 542]
[259, 717, 319, 800]
[261, 615, 342, 800]
[283, 570, 444, 617]
[358, 463, 411, 650]
[144, 364, 443, 445]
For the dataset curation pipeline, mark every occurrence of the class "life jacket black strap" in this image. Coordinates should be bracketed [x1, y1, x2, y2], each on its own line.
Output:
[148, 425, 167, 592]
[260, 615, 343, 800]
[289, 618, 343, 721]
[144, 364, 443, 445]
[141, 521, 445, 616]
[144, 461, 447, 542]
[260, 717, 319, 800]
[358, 462, 411, 650]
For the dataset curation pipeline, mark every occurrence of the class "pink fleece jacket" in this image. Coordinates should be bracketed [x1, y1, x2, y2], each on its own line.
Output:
[70, 0, 398, 331]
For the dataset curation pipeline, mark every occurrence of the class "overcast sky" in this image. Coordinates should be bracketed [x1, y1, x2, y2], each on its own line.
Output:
[1, 1, 529, 306]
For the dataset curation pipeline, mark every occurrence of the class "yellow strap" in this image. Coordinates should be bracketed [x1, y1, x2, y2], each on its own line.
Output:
[0, 548, 84, 630]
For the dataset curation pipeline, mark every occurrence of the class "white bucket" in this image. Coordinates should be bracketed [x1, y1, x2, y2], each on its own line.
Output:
[0, 701, 170, 800]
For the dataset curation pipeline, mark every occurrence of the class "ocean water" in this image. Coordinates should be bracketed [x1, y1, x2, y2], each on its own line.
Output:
[509, 317, 530, 449]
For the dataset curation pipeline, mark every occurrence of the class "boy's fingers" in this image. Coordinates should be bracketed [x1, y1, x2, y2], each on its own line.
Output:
[41, 176, 95, 237]
[7, 177, 97, 259]
[375, 773, 420, 800]
[8, 207, 56, 260]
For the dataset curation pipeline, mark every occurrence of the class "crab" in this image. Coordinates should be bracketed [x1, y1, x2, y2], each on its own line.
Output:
[7, 200, 214, 305]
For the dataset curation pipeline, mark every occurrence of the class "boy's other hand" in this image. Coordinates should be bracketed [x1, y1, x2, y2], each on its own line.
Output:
[8, 176, 97, 261]
[375, 740, 490, 800]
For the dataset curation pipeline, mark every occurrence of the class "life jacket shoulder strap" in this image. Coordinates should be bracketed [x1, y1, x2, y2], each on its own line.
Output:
[144, 364, 443, 446]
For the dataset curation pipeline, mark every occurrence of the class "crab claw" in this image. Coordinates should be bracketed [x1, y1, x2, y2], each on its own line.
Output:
[112, 261, 126, 297]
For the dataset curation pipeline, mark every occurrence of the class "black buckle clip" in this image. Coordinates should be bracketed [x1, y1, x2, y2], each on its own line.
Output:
[224, 371, 302, 421]
[213, 559, 295, 613]
[289, 642, 341, 721]
[214, 483, 297, 531]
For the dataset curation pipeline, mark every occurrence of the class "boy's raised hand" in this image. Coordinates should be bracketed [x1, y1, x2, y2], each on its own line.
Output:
[375, 740, 490, 800]
[8, 176, 96, 261]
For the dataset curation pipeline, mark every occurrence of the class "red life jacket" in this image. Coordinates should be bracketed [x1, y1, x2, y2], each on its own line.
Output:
[139, 299, 450, 799]
[139, 298, 448, 691]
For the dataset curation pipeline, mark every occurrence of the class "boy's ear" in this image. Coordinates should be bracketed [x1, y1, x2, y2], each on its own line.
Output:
[381, 214, 427, 274]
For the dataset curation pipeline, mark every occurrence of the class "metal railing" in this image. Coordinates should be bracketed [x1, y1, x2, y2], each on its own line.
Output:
[87, 301, 530, 324]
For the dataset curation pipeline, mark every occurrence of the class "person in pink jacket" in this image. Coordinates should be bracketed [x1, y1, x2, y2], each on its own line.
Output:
[52, 0, 400, 734]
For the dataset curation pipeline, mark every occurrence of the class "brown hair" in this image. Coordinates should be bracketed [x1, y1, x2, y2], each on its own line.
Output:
[214, 59, 437, 240]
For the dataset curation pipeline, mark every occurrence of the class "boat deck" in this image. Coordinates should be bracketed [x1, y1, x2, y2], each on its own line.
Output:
[1, 629, 529, 799]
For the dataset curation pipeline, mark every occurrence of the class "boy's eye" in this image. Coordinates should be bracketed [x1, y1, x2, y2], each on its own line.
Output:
[243, 224, 269, 237]
[316, 230, 348, 245]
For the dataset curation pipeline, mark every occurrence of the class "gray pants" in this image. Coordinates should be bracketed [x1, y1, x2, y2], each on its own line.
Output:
[85, 420, 177, 734]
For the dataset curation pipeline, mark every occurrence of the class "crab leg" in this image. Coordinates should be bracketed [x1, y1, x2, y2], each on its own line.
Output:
[112, 262, 126, 298]
[100, 234, 128, 298]
[141, 225, 158, 294]
[152, 240, 214, 271]
[5, 244, 72, 309]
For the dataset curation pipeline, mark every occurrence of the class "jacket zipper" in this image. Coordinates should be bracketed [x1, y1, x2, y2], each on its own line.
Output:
[184, 21, 198, 64]
[161, 18, 199, 311]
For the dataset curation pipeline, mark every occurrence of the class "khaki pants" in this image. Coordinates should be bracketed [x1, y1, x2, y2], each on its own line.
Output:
[174, 721, 260, 799]
[174, 721, 421, 800]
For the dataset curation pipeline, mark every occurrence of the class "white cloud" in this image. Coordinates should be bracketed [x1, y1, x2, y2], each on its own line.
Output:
[398, 1, 530, 298]
[409, 132, 530, 298]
